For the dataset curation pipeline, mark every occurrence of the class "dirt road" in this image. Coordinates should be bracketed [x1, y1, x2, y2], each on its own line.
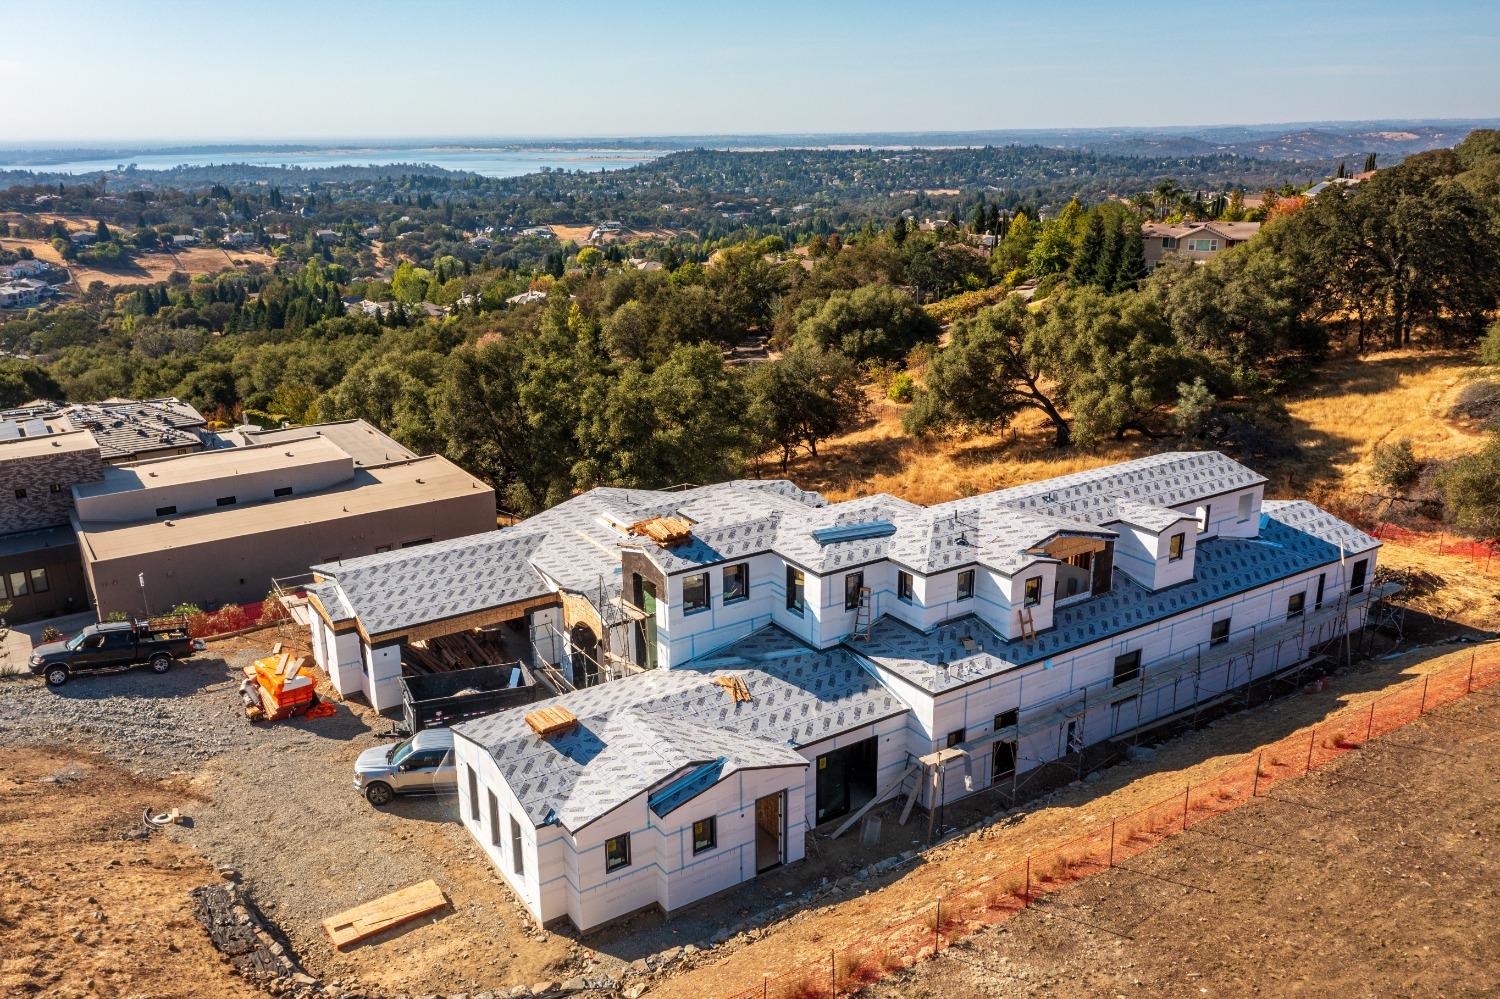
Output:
[861, 684, 1500, 998]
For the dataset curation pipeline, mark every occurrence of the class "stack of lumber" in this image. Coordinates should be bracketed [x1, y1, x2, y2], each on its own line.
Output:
[403, 630, 513, 674]
[524, 705, 578, 737]
[323, 880, 448, 949]
[627, 515, 694, 546]
[713, 675, 753, 703]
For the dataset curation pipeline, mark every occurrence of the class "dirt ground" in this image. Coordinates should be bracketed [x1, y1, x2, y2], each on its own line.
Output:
[0, 235, 274, 292]
[860, 685, 1500, 998]
[644, 641, 1495, 999]
[0, 747, 260, 999]
[0, 640, 579, 998]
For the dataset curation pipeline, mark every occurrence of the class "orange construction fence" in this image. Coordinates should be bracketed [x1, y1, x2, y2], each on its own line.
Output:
[1372, 522, 1500, 575]
[722, 647, 1500, 999]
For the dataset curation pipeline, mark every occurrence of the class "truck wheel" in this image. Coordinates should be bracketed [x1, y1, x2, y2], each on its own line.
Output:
[364, 782, 394, 807]
[149, 654, 172, 674]
[44, 666, 69, 687]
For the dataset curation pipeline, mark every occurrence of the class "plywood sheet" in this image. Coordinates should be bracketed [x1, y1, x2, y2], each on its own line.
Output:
[322, 879, 448, 949]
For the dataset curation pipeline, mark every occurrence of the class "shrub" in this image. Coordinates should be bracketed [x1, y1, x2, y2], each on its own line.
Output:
[1370, 438, 1420, 493]
[1173, 377, 1217, 439]
[887, 372, 915, 403]
[41, 626, 62, 642]
[105, 610, 128, 622]
[166, 602, 204, 618]
[1437, 434, 1500, 535]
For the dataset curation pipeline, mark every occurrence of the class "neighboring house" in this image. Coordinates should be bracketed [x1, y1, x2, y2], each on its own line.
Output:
[0, 280, 48, 309]
[68, 231, 98, 247]
[315, 229, 340, 243]
[505, 289, 548, 307]
[0, 259, 56, 280]
[1303, 170, 1375, 199]
[223, 231, 257, 249]
[171, 234, 199, 247]
[469, 235, 495, 249]
[1141, 221, 1260, 270]
[304, 452, 1386, 931]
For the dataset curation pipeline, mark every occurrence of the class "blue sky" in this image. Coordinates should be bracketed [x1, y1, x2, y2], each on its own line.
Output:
[2, 0, 1497, 141]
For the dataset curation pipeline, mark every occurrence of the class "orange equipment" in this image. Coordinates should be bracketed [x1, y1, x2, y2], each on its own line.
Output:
[239, 650, 319, 722]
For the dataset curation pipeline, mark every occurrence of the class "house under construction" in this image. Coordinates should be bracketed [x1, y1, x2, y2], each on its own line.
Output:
[302, 451, 1390, 931]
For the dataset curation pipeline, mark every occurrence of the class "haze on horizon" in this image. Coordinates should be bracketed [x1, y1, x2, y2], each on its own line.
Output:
[3, 0, 1498, 143]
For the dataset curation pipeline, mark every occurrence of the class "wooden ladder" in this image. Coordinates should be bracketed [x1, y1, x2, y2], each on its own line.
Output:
[851, 586, 874, 641]
[1018, 607, 1037, 642]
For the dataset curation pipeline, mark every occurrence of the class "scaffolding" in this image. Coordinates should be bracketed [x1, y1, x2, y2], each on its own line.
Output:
[942, 582, 1398, 809]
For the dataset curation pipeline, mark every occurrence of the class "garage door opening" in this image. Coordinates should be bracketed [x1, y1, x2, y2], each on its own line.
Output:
[814, 735, 878, 825]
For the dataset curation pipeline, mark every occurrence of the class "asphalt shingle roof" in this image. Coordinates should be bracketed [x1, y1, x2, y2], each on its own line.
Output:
[854, 506, 1379, 693]
[455, 627, 904, 830]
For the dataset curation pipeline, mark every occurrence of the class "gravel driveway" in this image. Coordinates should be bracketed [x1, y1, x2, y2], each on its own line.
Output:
[0, 644, 582, 995]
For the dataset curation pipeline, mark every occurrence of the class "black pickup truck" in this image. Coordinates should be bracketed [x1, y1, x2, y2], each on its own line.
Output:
[29, 619, 206, 687]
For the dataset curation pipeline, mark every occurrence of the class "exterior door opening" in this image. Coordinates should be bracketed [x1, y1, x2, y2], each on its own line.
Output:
[754, 792, 783, 873]
[814, 735, 878, 825]
[569, 623, 600, 687]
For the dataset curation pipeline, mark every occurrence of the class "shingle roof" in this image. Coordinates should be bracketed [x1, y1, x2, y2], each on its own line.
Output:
[312, 532, 552, 638]
[940, 452, 1265, 526]
[455, 629, 904, 830]
[855, 507, 1378, 693]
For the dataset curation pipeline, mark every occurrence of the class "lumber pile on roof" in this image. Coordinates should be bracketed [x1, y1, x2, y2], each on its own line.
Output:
[525, 705, 578, 737]
[713, 675, 753, 703]
[628, 515, 694, 547]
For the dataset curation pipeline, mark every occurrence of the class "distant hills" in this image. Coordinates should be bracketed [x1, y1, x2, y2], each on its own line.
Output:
[2, 118, 1494, 172]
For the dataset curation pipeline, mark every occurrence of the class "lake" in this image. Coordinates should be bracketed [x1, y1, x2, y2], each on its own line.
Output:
[1, 146, 671, 178]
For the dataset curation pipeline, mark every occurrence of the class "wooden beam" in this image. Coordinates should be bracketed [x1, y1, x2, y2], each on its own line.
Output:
[830, 763, 917, 839]
[370, 594, 561, 645]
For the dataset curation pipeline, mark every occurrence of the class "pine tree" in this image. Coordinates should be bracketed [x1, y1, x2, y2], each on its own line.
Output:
[1096, 221, 1123, 293]
[1363, 152, 1377, 173]
[1071, 212, 1106, 285]
[1114, 219, 1145, 291]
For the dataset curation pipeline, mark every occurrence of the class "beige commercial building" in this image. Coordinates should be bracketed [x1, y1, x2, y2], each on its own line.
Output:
[73, 435, 495, 618]
[0, 400, 497, 622]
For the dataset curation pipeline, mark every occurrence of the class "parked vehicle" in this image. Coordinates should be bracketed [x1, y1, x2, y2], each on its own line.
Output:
[353, 728, 457, 806]
[400, 661, 538, 733]
[29, 618, 206, 687]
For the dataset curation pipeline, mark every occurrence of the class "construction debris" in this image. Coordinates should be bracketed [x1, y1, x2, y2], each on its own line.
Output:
[403, 628, 516, 674]
[322, 879, 448, 949]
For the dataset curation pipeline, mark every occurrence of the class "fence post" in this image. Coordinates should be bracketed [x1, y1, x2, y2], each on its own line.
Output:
[831, 949, 837, 999]
[1023, 856, 1031, 904]
[933, 898, 942, 954]
[1109, 818, 1116, 867]
[1252, 749, 1263, 797]
[1305, 728, 1316, 772]
[1419, 676, 1430, 715]
[763, 976, 769, 999]
[1366, 701, 1375, 741]
[1182, 786, 1190, 830]
[1468, 653, 1476, 694]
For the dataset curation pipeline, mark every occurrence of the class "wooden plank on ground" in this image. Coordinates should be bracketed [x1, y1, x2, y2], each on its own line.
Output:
[899, 767, 923, 826]
[322, 880, 448, 949]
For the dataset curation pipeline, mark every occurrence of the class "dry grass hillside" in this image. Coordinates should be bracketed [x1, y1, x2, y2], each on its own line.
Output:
[786, 349, 1491, 509]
